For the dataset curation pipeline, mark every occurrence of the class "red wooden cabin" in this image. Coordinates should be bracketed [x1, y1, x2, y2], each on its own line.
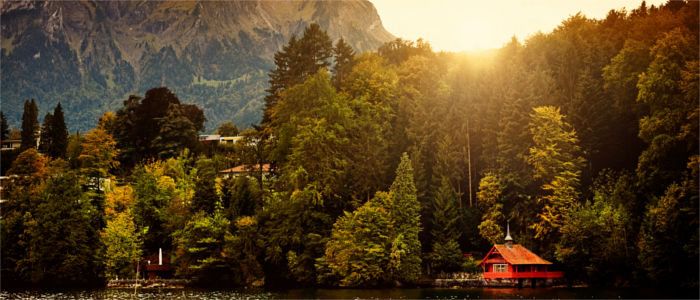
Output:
[479, 225, 563, 287]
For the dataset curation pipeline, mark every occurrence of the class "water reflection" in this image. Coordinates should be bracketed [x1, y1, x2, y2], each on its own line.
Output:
[1, 287, 697, 299]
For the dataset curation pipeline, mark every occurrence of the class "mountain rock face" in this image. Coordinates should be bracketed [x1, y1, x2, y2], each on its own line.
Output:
[1, 0, 394, 131]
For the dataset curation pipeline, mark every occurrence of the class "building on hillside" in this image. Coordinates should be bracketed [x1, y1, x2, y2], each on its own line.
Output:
[479, 224, 564, 287]
[219, 136, 243, 145]
[1, 139, 21, 151]
[199, 134, 221, 144]
[219, 164, 271, 179]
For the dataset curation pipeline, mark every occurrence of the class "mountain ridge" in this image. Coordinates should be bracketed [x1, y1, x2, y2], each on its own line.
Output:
[1, 0, 394, 132]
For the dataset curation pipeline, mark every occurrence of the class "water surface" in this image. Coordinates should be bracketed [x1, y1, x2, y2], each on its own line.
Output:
[1, 287, 697, 299]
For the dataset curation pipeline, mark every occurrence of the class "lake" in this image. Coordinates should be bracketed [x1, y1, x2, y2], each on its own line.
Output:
[1, 287, 698, 299]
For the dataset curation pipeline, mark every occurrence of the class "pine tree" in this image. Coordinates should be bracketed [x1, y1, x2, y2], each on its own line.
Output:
[1, 111, 9, 140]
[20, 99, 38, 151]
[263, 23, 333, 125]
[332, 37, 355, 88]
[389, 153, 422, 283]
[38, 112, 53, 155]
[429, 177, 463, 272]
[49, 103, 68, 158]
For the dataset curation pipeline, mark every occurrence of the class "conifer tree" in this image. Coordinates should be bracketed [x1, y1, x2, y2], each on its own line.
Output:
[332, 37, 355, 88]
[263, 23, 333, 125]
[1, 111, 9, 140]
[429, 177, 463, 272]
[389, 153, 421, 283]
[38, 112, 53, 155]
[20, 99, 38, 151]
[49, 103, 68, 158]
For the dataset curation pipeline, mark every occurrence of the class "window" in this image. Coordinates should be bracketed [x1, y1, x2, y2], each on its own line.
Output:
[493, 264, 508, 272]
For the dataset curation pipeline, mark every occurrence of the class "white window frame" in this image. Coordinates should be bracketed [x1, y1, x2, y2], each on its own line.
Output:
[493, 264, 508, 272]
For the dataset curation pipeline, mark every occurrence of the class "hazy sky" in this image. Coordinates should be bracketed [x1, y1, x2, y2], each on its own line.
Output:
[370, 0, 667, 52]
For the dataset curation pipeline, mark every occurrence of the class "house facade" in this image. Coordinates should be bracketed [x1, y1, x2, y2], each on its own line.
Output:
[479, 225, 564, 287]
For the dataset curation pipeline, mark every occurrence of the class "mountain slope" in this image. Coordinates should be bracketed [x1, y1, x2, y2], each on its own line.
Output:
[1, 0, 394, 131]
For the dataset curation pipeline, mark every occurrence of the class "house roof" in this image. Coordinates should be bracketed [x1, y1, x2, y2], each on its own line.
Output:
[219, 164, 271, 174]
[481, 244, 553, 265]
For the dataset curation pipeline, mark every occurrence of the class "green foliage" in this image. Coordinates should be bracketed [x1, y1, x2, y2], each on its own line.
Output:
[527, 106, 585, 242]
[131, 163, 174, 252]
[102, 212, 142, 279]
[638, 156, 699, 287]
[318, 192, 392, 287]
[78, 128, 119, 179]
[17, 172, 104, 285]
[263, 23, 334, 124]
[1, 111, 9, 140]
[636, 28, 699, 193]
[476, 173, 505, 245]
[152, 104, 198, 160]
[389, 153, 422, 283]
[429, 177, 463, 273]
[215, 122, 239, 136]
[332, 38, 355, 88]
[173, 210, 231, 283]
[556, 170, 636, 286]
[191, 158, 218, 214]
[20, 99, 38, 151]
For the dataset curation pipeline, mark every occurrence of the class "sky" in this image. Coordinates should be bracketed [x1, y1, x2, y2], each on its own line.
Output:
[370, 0, 667, 52]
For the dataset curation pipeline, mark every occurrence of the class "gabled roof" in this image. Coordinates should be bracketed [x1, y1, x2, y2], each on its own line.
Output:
[480, 244, 553, 265]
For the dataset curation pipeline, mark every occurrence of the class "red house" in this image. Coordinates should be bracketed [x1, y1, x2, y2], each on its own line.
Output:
[479, 225, 564, 287]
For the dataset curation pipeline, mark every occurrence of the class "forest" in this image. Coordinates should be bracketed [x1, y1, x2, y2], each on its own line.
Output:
[1, 1, 698, 289]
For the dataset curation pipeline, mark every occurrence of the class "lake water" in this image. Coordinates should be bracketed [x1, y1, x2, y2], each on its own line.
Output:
[1, 287, 698, 299]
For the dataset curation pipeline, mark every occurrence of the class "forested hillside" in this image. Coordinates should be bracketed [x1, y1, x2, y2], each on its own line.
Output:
[0, 0, 393, 131]
[1, 0, 698, 290]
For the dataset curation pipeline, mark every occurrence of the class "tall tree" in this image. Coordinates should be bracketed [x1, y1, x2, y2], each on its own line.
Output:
[332, 37, 355, 88]
[428, 177, 463, 273]
[389, 153, 422, 283]
[476, 173, 506, 245]
[1, 111, 10, 140]
[263, 23, 333, 125]
[20, 99, 38, 151]
[102, 212, 142, 280]
[78, 128, 120, 179]
[38, 112, 53, 155]
[151, 104, 198, 160]
[527, 106, 585, 255]
[49, 103, 68, 159]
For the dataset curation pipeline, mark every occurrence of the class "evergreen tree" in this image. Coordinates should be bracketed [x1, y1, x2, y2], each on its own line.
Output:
[389, 153, 421, 283]
[191, 158, 218, 215]
[49, 103, 68, 158]
[332, 37, 355, 88]
[1, 111, 9, 140]
[38, 112, 53, 155]
[429, 177, 463, 273]
[20, 172, 104, 285]
[263, 23, 333, 125]
[20, 99, 38, 151]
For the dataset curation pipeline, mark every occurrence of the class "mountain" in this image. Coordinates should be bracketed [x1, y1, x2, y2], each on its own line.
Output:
[1, 0, 394, 132]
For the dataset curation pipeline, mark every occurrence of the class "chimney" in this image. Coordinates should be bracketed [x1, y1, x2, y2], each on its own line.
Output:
[505, 222, 513, 248]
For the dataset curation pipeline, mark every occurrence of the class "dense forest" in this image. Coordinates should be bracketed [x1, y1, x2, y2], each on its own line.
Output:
[1, 1, 698, 289]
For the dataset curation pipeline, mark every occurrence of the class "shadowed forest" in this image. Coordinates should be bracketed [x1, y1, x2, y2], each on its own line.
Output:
[1, 1, 698, 289]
